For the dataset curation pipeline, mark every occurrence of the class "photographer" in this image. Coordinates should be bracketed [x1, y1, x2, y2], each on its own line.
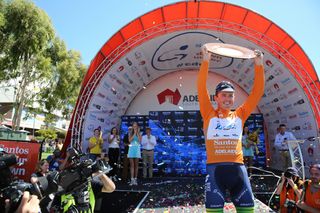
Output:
[4, 191, 41, 213]
[274, 167, 303, 213]
[49, 148, 115, 212]
[296, 164, 320, 213]
[0, 148, 41, 213]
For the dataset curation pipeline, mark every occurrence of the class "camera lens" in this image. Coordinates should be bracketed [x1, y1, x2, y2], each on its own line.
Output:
[284, 171, 292, 178]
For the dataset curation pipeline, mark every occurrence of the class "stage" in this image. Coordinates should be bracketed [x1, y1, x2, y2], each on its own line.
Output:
[95, 175, 277, 212]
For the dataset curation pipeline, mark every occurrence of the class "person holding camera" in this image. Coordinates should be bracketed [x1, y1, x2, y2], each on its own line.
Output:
[274, 167, 303, 213]
[4, 191, 41, 213]
[274, 124, 296, 170]
[49, 148, 116, 213]
[296, 164, 320, 213]
[128, 122, 142, 186]
[0, 148, 41, 213]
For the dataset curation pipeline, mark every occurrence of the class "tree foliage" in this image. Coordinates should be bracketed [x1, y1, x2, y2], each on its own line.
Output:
[36, 128, 57, 141]
[40, 38, 86, 117]
[0, 0, 5, 29]
[0, 0, 86, 129]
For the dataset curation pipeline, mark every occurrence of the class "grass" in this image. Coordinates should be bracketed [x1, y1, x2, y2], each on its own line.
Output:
[41, 151, 52, 160]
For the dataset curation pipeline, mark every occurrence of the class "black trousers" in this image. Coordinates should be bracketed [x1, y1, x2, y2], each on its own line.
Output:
[108, 148, 120, 176]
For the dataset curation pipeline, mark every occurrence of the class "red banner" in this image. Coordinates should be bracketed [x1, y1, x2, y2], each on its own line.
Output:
[0, 140, 41, 181]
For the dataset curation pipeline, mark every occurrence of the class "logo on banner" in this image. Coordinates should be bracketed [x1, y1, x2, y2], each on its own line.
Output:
[0, 141, 40, 181]
[298, 111, 309, 118]
[151, 32, 232, 71]
[288, 87, 298, 95]
[157, 88, 181, 105]
[281, 77, 291, 85]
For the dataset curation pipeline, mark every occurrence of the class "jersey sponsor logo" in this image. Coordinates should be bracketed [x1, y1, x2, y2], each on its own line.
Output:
[207, 117, 242, 140]
[215, 149, 237, 154]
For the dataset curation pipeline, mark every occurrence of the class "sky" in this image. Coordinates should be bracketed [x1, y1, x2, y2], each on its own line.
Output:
[33, 0, 320, 78]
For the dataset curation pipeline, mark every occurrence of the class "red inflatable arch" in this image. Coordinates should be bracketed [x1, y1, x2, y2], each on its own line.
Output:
[63, 1, 320, 168]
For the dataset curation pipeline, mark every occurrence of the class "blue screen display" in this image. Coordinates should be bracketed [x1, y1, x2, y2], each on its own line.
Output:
[120, 111, 265, 175]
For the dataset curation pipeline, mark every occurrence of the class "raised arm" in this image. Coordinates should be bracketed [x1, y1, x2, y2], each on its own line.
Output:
[129, 133, 135, 143]
[108, 134, 114, 143]
[237, 50, 265, 121]
[99, 173, 116, 193]
[197, 46, 215, 120]
[275, 174, 286, 195]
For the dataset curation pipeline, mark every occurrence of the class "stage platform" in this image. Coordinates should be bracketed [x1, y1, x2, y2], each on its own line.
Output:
[95, 176, 276, 213]
[137, 199, 273, 212]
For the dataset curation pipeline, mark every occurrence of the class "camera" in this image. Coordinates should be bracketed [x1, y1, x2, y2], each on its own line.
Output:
[0, 181, 35, 213]
[284, 170, 294, 179]
[284, 198, 296, 208]
[0, 152, 17, 170]
[284, 167, 299, 179]
[35, 148, 111, 194]
[0, 150, 42, 213]
[0, 151, 18, 189]
[1, 147, 111, 213]
[269, 194, 280, 211]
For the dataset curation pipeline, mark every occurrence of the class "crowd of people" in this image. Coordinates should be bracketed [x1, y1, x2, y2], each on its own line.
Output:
[78, 122, 157, 186]
[41, 122, 158, 188]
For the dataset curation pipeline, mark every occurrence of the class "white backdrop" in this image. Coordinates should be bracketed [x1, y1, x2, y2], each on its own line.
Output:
[80, 30, 319, 170]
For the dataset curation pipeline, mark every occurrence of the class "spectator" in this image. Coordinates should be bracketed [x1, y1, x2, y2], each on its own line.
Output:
[128, 122, 142, 185]
[121, 126, 132, 183]
[141, 127, 157, 179]
[108, 127, 120, 180]
[274, 167, 303, 213]
[46, 148, 63, 171]
[274, 124, 296, 169]
[31, 159, 49, 178]
[88, 128, 103, 161]
[242, 126, 254, 174]
[297, 164, 320, 213]
[56, 139, 64, 151]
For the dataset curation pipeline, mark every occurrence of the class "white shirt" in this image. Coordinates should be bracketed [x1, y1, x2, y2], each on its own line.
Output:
[141, 134, 157, 150]
[108, 134, 120, 148]
[274, 131, 296, 150]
